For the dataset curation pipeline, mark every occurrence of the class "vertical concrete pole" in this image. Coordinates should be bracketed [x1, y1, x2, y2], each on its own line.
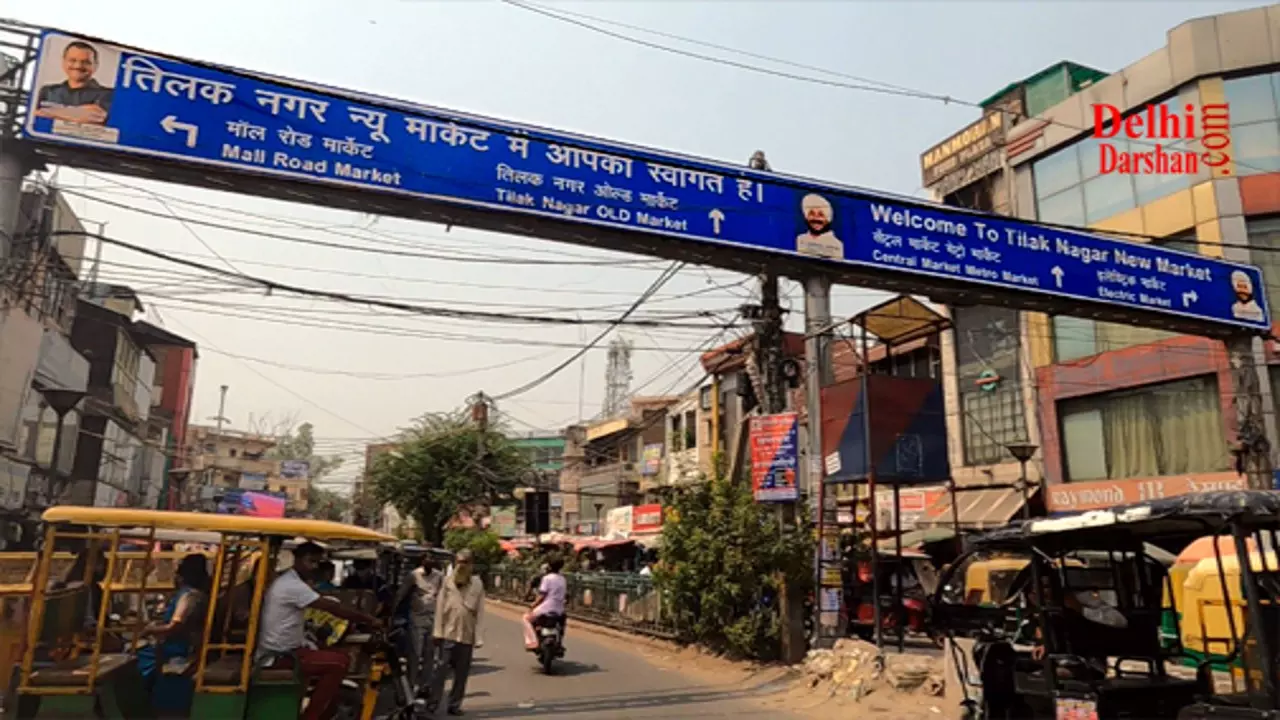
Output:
[804, 275, 835, 649]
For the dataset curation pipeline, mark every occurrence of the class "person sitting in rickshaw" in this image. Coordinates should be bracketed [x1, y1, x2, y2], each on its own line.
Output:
[342, 558, 392, 614]
[1018, 570, 1123, 680]
[313, 561, 338, 593]
[136, 554, 210, 702]
[257, 542, 381, 720]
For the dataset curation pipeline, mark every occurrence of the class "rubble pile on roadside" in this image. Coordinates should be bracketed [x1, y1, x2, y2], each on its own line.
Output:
[802, 639, 945, 702]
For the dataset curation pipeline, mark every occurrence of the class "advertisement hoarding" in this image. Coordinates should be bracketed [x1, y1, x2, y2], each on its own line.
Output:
[749, 413, 799, 502]
[22, 30, 1270, 333]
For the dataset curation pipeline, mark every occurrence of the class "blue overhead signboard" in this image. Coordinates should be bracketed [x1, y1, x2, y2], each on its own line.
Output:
[24, 30, 1271, 332]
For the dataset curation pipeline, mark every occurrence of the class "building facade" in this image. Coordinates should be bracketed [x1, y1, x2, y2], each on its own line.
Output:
[186, 425, 306, 510]
[68, 295, 157, 508]
[921, 5, 1280, 517]
[131, 321, 197, 509]
[5, 187, 89, 535]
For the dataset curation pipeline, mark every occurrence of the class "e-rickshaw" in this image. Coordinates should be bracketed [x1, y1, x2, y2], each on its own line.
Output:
[15, 507, 399, 720]
[932, 491, 1280, 720]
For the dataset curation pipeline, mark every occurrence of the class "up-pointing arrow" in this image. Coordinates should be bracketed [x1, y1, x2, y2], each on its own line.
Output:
[1050, 266, 1064, 288]
[708, 209, 725, 235]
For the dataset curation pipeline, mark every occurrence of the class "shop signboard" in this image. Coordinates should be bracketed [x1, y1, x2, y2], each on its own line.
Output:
[750, 412, 799, 502]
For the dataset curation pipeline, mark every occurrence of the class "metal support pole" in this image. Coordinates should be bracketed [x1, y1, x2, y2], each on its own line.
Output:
[862, 323, 883, 650]
[805, 275, 834, 648]
[893, 483, 904, 653]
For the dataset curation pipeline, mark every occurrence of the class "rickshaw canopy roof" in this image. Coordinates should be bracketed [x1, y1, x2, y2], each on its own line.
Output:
[973, 491, 1280, 554]
[42, 507, 396, 543]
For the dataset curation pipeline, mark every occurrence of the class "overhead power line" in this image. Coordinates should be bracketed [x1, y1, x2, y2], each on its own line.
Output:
[494, 261, 685, 401]
[47, 230, 738, 331]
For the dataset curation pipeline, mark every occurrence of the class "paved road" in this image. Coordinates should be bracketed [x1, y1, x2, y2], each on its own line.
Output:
[432, 606, 802, 719]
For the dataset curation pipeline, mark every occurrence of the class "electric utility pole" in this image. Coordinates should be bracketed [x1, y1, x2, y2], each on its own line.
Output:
[749, 151, 806, 664]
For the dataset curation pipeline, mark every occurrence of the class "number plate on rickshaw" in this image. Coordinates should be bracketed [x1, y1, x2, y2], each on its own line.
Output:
[1054, 696, 1098, 720]
[540, 628, 557, 637]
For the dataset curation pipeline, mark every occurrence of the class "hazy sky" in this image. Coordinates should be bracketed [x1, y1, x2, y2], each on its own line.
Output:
[6, 0, 1265, 487]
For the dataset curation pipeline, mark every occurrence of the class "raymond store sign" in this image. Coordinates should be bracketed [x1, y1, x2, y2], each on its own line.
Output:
[1047, 472, 1246, 513]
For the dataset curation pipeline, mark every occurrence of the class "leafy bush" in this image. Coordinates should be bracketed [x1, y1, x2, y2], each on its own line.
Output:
[444, 527, 505, 570]
[654, 467, 812, 661]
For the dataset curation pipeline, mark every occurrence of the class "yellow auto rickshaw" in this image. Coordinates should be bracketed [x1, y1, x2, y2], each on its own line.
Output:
[15, 507, 397, 720]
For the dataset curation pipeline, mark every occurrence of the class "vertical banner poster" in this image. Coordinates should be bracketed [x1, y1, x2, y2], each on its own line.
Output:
[749, 412, 799, 502]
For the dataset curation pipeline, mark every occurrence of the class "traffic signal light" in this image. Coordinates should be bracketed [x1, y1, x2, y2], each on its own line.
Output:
[524, 490, 551, 535]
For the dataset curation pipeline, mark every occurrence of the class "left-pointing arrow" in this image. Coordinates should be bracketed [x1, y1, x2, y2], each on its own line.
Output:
[160, 115, 199, 148]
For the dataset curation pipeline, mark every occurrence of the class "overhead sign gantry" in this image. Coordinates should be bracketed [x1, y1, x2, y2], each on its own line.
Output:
[10, 27, 1272, 336]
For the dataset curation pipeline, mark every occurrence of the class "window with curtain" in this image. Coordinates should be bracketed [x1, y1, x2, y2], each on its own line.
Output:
[952, 306, 1027, 465]
[1224, 72, 1280, 177]
[1246, 217, 1280, 325]
[1059, 376, 1228, 482]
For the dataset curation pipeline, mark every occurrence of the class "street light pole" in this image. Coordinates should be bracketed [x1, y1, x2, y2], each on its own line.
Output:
[1005, 442, 1038, 520]
[40, 389, 86, 505]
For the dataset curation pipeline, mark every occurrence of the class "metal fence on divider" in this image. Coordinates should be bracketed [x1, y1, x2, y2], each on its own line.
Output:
[484, 565, 679, 640]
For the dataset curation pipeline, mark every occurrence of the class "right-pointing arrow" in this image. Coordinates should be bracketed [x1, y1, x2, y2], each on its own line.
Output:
[1182, 290, 1198, 307]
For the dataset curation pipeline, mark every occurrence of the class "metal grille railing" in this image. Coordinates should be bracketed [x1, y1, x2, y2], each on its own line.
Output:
[485, 565, 678, 639]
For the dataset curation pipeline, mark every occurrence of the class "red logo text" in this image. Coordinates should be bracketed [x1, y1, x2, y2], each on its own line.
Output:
[1092, 102, 1231, 176]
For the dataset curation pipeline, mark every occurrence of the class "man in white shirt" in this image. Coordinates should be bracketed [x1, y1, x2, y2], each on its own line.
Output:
[256, 541, 380, 720]
[1231, 270, 1265, 323]
[795, 193, 844, 260]
[521, 556, 567, 650]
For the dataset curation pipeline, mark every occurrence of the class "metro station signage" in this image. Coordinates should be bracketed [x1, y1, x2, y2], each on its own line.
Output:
[21, 30, 1271, 333]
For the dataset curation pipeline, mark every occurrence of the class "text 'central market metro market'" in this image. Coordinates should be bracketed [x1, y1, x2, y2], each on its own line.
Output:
[20, 29, 1271, 334]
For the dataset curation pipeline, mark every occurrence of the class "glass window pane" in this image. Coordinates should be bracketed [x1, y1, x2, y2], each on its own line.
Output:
[1033, 144, 1082, 199]
[1053, 316, 1098, 362]
[1083, 172, 1136, 224]
[1079, 136, 1107, 180]
[1133, 140, 1194, 205]
[1233, 121, 1280, 177]
[1096, 321, 1177, 352]
[1037, 187, 1086, 227]
[1225, 73, 1279, 126]
[1062, 408, 1107, 482]
[1247, 218, 1280, 325]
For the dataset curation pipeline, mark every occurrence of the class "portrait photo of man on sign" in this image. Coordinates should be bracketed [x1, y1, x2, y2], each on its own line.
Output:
[1231, 270, 1265, 324]
[795, 193, 844, 260]
[33, 36, 117, 126]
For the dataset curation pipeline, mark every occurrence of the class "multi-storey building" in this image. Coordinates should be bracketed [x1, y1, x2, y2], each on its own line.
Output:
[4, 187, 88, 535]
[920, 6, 1280, 522]
[68, 292, 157, 508]
[186, 425, 306, 510]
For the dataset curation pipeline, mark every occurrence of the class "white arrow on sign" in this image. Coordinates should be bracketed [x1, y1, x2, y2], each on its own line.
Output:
[160, 115, 199, 148]
[708, 209, 725, 235]
[1182, 290, 1198, 307]
[1050, 266, 1064, 288]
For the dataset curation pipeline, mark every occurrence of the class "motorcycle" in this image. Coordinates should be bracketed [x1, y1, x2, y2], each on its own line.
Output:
[532, 613, 567, 673]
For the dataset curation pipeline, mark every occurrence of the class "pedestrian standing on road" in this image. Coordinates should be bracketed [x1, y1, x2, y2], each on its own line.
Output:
[428, 549, 485, 717]
[397, 552, 443, 692]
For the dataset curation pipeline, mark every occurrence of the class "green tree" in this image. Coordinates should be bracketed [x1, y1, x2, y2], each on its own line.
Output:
[654, 466, 813, 661]
[270, 422, 344, 484]
[270, 421, 347, 516]
[444, 527, 505, 570]
[309, 487, 351, 522]
[369, 411, 531, 544]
